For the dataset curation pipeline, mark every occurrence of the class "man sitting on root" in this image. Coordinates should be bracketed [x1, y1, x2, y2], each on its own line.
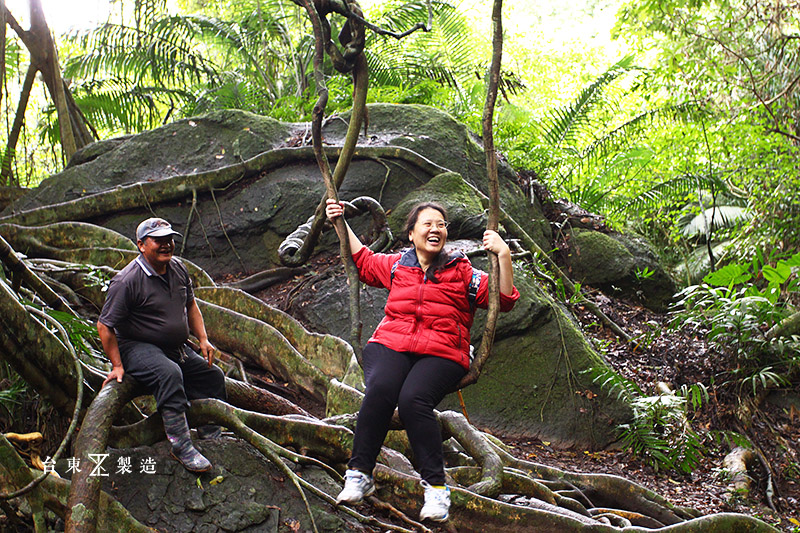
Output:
[97, 217, 227, 473]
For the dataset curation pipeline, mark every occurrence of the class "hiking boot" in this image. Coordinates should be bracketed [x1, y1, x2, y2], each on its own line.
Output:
[336, 469, 375, 504]
[419, 480, 450, 522]
[170, 446, 212, 473]
[162, 409, 212, 473]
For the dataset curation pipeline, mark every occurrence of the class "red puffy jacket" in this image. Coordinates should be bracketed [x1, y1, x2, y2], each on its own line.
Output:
[353, 246, 520, 369]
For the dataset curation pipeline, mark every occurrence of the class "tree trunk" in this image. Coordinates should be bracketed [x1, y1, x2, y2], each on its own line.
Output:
[1, 63, 36, 185]
[2, 1, 95, 165]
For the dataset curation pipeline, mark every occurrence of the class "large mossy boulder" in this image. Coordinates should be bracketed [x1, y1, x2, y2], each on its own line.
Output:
[563, 228, 677, 312]
[1, 105, 549, 278]
[2, 104, 633, 449]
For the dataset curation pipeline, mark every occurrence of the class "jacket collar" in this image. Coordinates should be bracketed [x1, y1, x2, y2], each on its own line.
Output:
[397, 247, 465, 269]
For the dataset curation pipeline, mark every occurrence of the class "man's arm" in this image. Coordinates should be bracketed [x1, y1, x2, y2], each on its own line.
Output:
[187, 299, 215, 366]
[97, 321, 125, 386]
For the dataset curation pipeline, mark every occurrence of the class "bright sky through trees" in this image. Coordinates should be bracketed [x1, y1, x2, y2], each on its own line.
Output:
[6, 0, 111, 33]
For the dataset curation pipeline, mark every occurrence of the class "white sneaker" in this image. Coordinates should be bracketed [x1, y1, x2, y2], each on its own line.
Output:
[419, 480, 450, 522]
[336, 469, 375, 504]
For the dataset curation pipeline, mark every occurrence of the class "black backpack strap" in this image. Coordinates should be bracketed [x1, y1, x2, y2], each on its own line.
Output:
[468, 268, 481, 311]
[390, 258, 400, 286]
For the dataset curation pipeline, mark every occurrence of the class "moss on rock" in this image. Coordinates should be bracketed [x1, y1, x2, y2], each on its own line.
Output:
[387, 171, 486, 239]
[564, 228, 677, 312]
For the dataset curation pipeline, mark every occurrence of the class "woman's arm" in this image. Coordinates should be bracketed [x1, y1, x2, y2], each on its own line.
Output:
[325, 199, 364, 255]
[483, 230, 514, 296]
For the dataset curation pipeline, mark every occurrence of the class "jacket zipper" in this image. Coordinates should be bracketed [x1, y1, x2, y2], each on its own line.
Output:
[409, 271, 426, 354]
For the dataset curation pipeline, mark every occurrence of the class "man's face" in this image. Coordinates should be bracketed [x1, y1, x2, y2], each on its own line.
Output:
[137, 235, 174, 270]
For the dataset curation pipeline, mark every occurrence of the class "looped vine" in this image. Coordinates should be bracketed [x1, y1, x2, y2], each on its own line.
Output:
[344, 196, 393, 251]
[277, 195, 391, 263]
[311, 0, 366, 73]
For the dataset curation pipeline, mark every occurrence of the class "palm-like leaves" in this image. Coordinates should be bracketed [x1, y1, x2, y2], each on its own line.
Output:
[63, 0, 315, 134]
[363, 1, 523, 97]
[540, 55, 635, 148]
[365, 1, 476, 89]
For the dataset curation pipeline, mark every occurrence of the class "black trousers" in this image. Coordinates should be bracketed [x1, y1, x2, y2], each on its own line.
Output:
[348, 342, 467, 485]
[119, 341, 227, 414]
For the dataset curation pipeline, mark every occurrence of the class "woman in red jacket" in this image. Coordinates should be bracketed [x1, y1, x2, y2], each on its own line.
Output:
[327, 199, 519, 522]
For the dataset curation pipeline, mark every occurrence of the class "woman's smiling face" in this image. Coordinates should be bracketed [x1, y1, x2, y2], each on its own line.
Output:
[408, 207, 448, 258]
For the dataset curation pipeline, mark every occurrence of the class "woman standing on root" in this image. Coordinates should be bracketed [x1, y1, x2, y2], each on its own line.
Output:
[327, 199, 519, 522]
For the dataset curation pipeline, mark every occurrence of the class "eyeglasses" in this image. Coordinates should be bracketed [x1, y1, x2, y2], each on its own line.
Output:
[418, 220, 449, 230]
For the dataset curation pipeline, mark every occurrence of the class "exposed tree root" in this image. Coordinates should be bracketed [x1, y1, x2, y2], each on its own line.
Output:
[722, 447, 756, 499]
[0, 214, 778, 532]
[0, 233, 76, 315]
[194, 287, 354, 379]
[224, 266, 307, 293]
[0, 277, 80, 412]
[766, 309, 800, 340]
[197, 300, 330, 401]
[66, 378, 138, 533]
[0, 223, 215, 287]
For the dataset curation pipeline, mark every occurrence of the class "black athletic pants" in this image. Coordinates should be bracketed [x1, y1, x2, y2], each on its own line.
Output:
[348, 342, 467, 485]
[119, 341, 227, 414]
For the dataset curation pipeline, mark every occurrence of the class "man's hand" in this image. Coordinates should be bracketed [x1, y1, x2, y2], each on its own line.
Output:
[103, 365, 125, 387]
[198, 339, 216, 366]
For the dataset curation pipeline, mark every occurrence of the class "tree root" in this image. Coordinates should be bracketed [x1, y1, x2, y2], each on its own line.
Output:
[0, 437, 151, 532]
[0, 233, 76, 315]
[0, 436, 47, 532]
[278, 195, 391, 261]
[722, 447, 756, 499]
[197, 300, 330, 401]
[0, 277, 79, 412]
[766, 309, 800, 340]
[439, 411, 503, 496]
[0, 217, 778, 532]
[194, 286, 353, 379]
[0, 223, 215, 287]
[0, 222, 136, 252]
[224, 266, 307, 293]
[66, 378, 138, 533]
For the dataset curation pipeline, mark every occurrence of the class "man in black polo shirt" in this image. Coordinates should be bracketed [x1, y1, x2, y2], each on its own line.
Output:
[97, 217, 226, 473]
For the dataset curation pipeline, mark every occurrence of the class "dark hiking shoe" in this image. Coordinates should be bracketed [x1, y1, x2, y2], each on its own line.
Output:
[197, 424, 223, 440]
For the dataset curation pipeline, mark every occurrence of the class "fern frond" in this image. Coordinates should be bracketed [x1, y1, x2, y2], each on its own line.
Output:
[616, 173, 728, 215]
[581, 101, 699, 165]
[584, 366, 642, 400]
[540, 55, 636, 148]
